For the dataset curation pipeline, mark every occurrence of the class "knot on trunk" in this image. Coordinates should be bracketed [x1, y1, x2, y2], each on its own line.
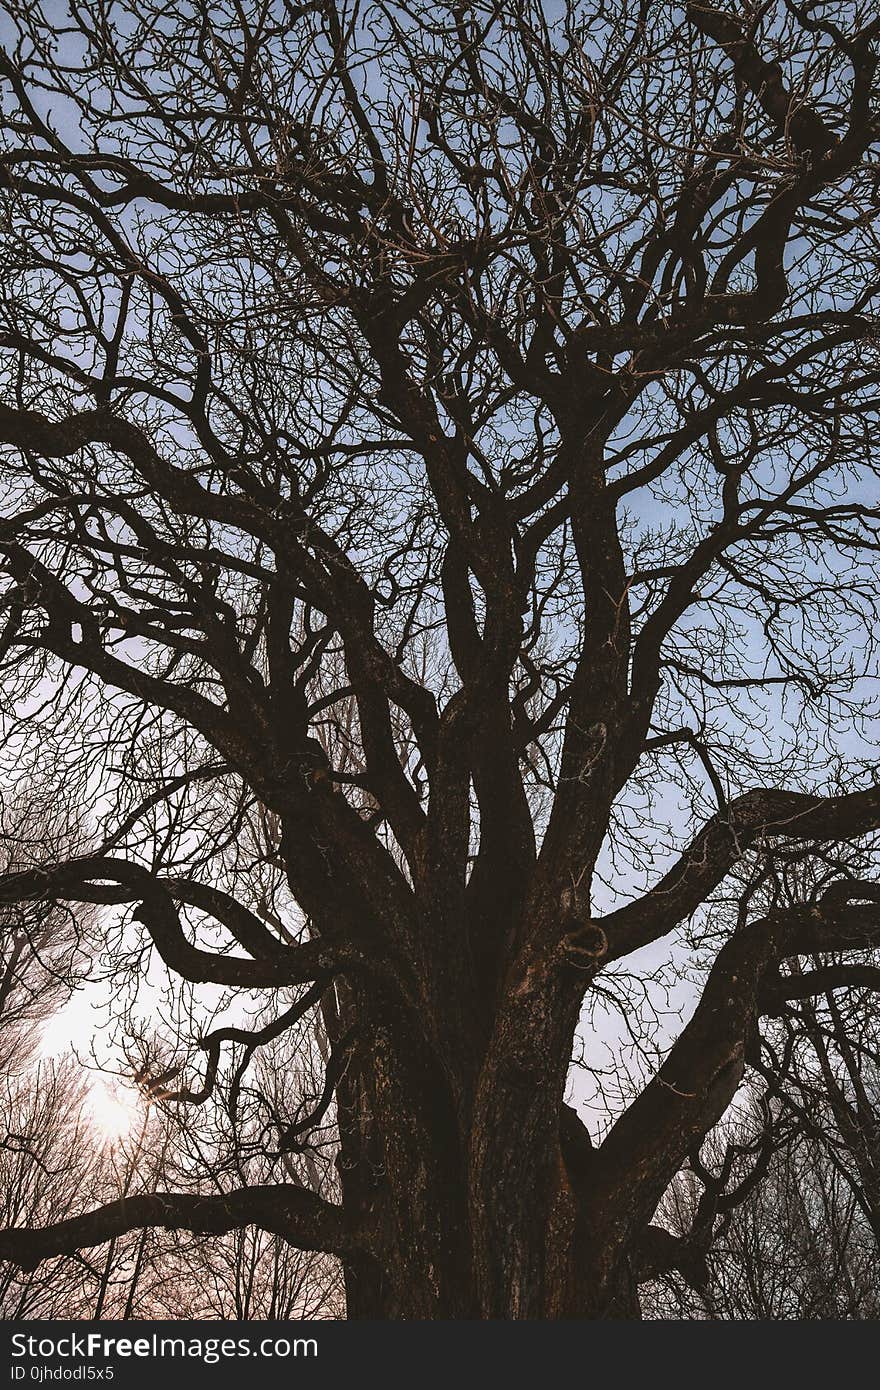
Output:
[558, 888, 607, 972]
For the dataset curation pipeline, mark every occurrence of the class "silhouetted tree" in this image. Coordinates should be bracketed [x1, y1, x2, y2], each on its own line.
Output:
[645, 1098, 880, 1319]
[0, 0, 879, 1317]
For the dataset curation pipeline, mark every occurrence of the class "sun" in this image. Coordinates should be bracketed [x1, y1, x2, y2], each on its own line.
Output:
[87, 1078, 142, 1144]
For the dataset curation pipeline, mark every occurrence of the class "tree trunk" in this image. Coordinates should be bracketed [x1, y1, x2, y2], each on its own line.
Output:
[332, 982, 643, 1320]
[339, 1156, 643, 1320]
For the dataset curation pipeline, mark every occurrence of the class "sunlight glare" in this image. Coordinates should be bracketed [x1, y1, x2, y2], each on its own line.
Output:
[87, 1078, 141, 1144]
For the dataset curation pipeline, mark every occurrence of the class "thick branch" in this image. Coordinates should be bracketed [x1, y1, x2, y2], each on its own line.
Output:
[600, 786, 880, 960]
[0, 858, 351, 988]
[590, 895, 880, 1258]
[687, 4, 839, 159]
[0, 1185, 359, 1270]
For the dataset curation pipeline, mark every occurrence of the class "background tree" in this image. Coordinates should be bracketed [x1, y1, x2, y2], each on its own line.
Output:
[644, 1093, 880, 1319]
[0, 0, 879, 1318]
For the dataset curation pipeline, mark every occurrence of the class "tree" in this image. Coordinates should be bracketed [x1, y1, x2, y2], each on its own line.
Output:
[0, 790, 340, 1320]
[155, 1025, 346, 1321]
[0, 0, 879, 1319]
[0, 1057, 104, 1320]
[644, 1096, 880, 1319]
[0, 786, 94, 1075]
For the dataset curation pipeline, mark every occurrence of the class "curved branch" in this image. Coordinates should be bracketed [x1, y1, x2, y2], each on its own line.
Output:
[687, 3, 839, 160]
[166, 979, 329, 1108]
[0, 1185, 360, 1270]
[601, 786, 880, 960]
[591, 895, 880, 1260]
[0, 858, 353, 987]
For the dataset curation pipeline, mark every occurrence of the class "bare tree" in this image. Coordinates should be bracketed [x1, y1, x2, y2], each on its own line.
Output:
[0, 0, 879, 1318]
[0, 1057, 104, 1319]
[0, 787, 94, 1073]
[158, 1055, 345, 1322]
[645, 1098, 880, 1319]
[757, 855, 880, 1254]
[1, 1033, 342, 1319]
